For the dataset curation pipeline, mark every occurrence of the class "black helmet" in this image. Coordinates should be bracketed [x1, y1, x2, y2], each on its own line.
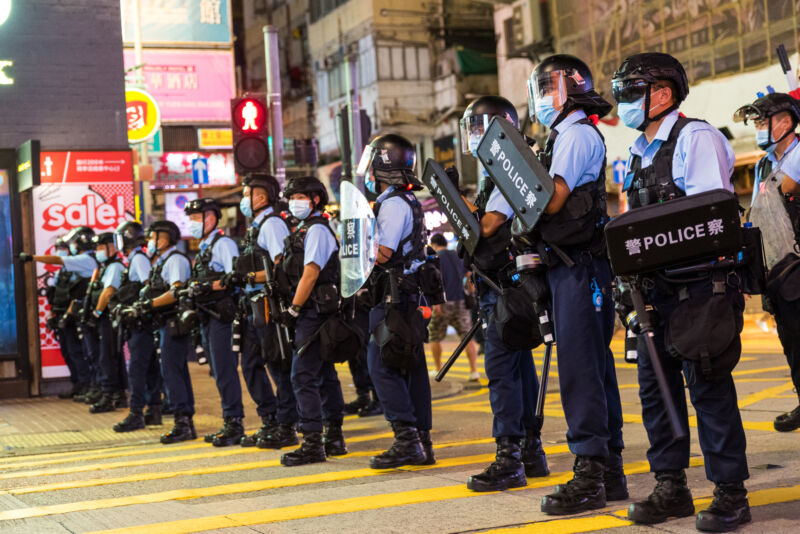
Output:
[242, 172, 280, 204]
[114, 220, 145, 251]
[528, 54, 612, 126]
[54, 235, 68, 249]
[183, 197, 222, 220]
[611, 52, 689, 131]
[147, 220, 181, 246]
[91, 232, 115, 247]
[734, 92, 800, 150]
[460, 96, 519, 155]
[283, 176, 329, 209]
[356, 134, 422, 191]
[64, 226, 95, 253]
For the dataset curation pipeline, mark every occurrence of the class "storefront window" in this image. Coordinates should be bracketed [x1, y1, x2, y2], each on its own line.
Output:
[0, 169, 17, 354]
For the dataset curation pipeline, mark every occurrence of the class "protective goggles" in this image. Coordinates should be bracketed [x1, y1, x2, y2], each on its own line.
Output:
[113, 233, 126, 251]
[732, 104, 766, 125]
[611, 78, 651, 104]
[459, 114, 492, 155]
[527, 70, 569, 120]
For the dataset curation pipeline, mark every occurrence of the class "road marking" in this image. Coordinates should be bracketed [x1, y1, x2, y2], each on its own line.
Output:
[737, 381, 796, 408]
[480, 516, 632, 533]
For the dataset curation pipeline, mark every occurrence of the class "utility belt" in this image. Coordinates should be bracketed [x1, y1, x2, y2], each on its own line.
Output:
[306, 282, 340, 316]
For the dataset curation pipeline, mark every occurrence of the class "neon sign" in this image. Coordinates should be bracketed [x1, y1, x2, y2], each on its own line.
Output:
[0, 1, 11, 85]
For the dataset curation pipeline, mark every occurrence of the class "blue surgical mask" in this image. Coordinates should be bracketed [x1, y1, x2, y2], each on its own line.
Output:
[534, 96, 559, 127]
[365, 178, 377, 195]
[468, 135, 481, 158]
[618, 97, 646, 130]
[146, 239, 156, 257]
[95, 250, 108, 263]
[239, 197, 253, 218]
[289, 199, 312, 220]
[189, 220, 204, 239]
[756, 128, 775, 152]
[69, 244, 78, 256]
[55, 250, 68, 257]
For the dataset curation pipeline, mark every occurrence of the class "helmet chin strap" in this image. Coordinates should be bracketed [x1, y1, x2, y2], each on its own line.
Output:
[637, 84, 677, 132]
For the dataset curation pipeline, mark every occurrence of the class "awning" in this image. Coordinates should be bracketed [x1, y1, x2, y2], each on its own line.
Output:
[456, 46, 497, 76]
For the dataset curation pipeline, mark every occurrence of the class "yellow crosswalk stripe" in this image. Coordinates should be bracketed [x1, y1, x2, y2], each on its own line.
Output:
[480, 516, 633, 533]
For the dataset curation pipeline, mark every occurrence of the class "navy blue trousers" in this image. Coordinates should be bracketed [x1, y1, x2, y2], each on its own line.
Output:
[81, 326, 100, 387]
[239, 316, 286, 419]
[291, 309, 345, 434]
[349, 304, 374, 395]
[547, 254, 623, 457]
[158, 325, 194, 416]
[97, 317, 126, 393]
[367, 297, 432, 431]
[203, 316, 246, 418]
[479, 289, 541, 439]
[252, 317, 298, 423]
[126, 325, 159, 411]
[59, 326, 92, 387]
[638, 281, 748, 483]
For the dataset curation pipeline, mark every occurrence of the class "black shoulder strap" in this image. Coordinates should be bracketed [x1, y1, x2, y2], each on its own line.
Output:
[302, 215, 338, 245]
[383, 190, 425, 266]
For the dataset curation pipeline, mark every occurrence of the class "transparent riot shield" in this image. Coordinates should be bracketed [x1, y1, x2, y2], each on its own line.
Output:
[340, 180, 378, 298]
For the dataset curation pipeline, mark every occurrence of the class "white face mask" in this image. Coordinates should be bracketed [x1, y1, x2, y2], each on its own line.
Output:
[189, 220, 204, 239]
[146, 239, 157, 257]
[289, 199, 312, 220]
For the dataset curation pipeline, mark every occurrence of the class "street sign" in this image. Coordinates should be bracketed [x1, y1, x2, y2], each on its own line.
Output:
[198, 128, 233, 150]
[125, 87, 161, 143]
[40, 151, 133, 183]
[613, 158, 626, 184]
[147, 129, 163, 155]
[191, 157, 209, 185]
[16, 139, 40, 192]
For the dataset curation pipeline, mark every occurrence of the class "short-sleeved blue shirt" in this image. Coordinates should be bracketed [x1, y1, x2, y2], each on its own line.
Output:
[127, 250, 152, 283]
[752, 136, 800, 205]
[625, 110, 735, 195]
[200, 231, 239, 273]
[376, 186, 425, 273]
[256, 207, 290, 261]
[61, 253, 98, 278]
[303, 214, 338, 270]
[549, 109, 606, 191]
[158, 247, 191, 285]
[101, 261, 124, 289]
[485, 187, 515, 220]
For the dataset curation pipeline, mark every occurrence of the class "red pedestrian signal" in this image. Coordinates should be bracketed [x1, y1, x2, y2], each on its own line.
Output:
[231, 95, 269, 175]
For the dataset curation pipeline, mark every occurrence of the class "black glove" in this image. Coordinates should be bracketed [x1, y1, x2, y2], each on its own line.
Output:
[221, 271, 247, 289]
[134, 299, 153, 317]
[279, 307, 299, 329]
[444, 166, 459, 189]
[187, 282, 212, 298]
[84, 310, 101, 329]
[17, 252, 33, 263]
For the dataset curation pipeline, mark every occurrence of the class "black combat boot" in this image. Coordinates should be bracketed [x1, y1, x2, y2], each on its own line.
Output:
[418, 429, 435, 465]
[627, 470, 695, 524]
[604, 447, 629, 501]
[521, 431, 549, 478]
[79, 387, 102, 405]
[467, 436, 526, 492]
[58, 385, 81, 399]
[257, 423, 299, 449]
[281, 431, 326, 466]
[113, 410, 145, 432]
[204, 423, 226, 443]
[90, 392, 117, 413]
[144, 404, 162, 426]
[774, 405, 800, 432]
[369, 422, 426, 469]
[160, 414, 197, 444]
[358, 391, 383, 417]
[241, 414, 278, 447]
[541, 455, 606, 515]
[322, 420, 348, 456]
[161, 399, 174, 415]
[212, 417, 245, 447]
[696, 482, 750, 532]
[343, 392, 370, 415]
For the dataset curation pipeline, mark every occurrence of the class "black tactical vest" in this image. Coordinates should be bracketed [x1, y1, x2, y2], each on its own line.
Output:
[472, 179, 516, 273]
[49, 270, 80, 314]
[143, 249, 188, 305]
[115, 249, 148, 306]
[281, 215, 340, 290]
[191, 231, 225, 282]
[87, 258, 123, 310]
[625, 117, 703, 209]
[237, 211, 284, 275]
[372, 189, 426, 270]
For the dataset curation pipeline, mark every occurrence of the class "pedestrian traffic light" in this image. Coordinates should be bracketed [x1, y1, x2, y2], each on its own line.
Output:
[231, 94, 269, 175]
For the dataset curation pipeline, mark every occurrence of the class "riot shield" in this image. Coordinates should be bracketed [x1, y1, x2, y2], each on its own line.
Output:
[475, 117, 555, 231]
[340, 180, 378, 298]
[421, 159, 481, 254]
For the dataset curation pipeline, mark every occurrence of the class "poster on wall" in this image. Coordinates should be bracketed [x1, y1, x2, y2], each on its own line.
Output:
[120, 0, 232, 46]
[34, 151, 135, 379]
[165, 191, 199, 238]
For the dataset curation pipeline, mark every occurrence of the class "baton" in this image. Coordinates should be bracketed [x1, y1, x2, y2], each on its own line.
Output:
[777, 44, 798, 91]
[535, 341, 552, 424]
[435, 316, 482, 382]
[629, 283, 687, 441]
[262, 257, 292, 364]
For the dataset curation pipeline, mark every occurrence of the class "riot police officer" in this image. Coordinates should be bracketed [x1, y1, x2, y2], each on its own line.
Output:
[458, 97, 548, 490]
[221, 173, 299, 449]
[612, 52, 749, 531]
[19, 227, 99, 402]
[129, 221, 195, 444]
[278, 176, 346, 466]
[83, 232, 127, 413]
[736, 92, 800, 431]
[525, 55, 626, 515]
[356, 134, 433, 469]
[113, 221, 163, 432]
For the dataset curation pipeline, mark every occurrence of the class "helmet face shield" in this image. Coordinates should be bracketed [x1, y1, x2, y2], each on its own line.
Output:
[114, 232, 125, 251]
[459, 114, 491, 155]
[355, 145, 376, 178]
[528, 70, 568, 122]
[733, 104, 765, 125]
[611, 78, 650, 104]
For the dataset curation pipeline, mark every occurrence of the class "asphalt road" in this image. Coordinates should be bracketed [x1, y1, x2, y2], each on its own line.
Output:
[1, 315, 799, 533]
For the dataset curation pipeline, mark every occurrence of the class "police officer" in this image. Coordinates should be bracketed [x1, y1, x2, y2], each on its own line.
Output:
[612, 52, 749, 531]
[278, 176, 346, 466]
[356, 134, 433, 469]
[113, 221, 163, 432]
[736, 92, 800, 431]
[342, 299, 382, 417]
[458, 97, 548, 491]
[83, 232, 128, 413]
[128, 221, 195, 444]
[19, 227, 99, 402]
[221, 173, 299, 449]
[525, 55, 626, 515]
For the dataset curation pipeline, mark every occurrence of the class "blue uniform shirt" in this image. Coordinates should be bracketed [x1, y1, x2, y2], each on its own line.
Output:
[200, 231, 239, 273]
[752, 136, 800, 205]
[256, 207, 290, 261]
[101, 261, 124, 289]
[158, 246, 191, 285]
[61, 253, 98, 278]
[549, 109, 606, 190]
[303, 213, 338, 270]
[127, 250, 152, 283]
[625, 109, 735, 195]
[485, 187, 515, 220]
[376, 186, 424, 272]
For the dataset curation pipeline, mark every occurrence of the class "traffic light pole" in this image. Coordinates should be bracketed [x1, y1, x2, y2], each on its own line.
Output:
[263, 25, 285, 186]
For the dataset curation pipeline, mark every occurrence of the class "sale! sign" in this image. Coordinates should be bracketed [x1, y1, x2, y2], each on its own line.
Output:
[35, 151, 135, 379]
